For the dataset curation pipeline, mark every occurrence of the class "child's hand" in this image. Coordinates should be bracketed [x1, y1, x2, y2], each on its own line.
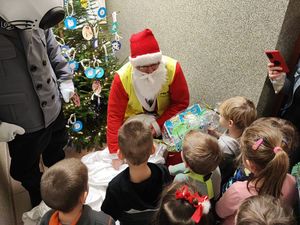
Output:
[207, 126, 220, 138]
[168, 165, 176, 176]
[112, 158, 124, 170]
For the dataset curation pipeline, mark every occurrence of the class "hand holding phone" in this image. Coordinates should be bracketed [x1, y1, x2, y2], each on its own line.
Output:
[265, 50, 289, 73]
[265, 50, 288, 94]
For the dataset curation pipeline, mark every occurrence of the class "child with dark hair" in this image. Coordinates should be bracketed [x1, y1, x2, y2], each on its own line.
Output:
[101, 120, 171, 225]
[169, 130, 222, 201]
[216, 122, 298, 225]
[40, 158, 114, 225]
[155, 181, 214, 225]
[236, 195, 296, 225]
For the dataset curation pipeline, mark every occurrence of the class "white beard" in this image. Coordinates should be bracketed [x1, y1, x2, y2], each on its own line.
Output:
[132, 61, 167, 100]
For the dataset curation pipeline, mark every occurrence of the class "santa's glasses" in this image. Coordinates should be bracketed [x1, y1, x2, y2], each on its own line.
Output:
[136, 62, 160, 73]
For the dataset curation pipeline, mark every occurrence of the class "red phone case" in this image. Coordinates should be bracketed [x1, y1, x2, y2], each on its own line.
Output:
[265, 50, 289, 73]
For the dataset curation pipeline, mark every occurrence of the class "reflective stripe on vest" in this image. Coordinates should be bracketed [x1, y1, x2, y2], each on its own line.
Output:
[186, 171, 214, 199]
[119, 56, 177, 120]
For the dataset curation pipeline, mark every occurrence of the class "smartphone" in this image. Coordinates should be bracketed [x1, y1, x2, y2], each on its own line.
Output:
[265, 50, 289, 73]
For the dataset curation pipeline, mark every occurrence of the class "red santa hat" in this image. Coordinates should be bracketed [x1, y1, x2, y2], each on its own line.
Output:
[129, 29, 162, 67]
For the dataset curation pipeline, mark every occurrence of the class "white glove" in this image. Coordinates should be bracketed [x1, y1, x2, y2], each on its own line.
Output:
[0, 122, 25, 142]
[59, 80, 75, 103]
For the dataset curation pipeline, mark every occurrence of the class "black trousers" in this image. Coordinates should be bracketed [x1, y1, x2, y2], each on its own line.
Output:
[8, 110, 67, 207]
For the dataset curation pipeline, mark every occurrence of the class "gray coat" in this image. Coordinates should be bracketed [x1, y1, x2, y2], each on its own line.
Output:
[0, 26, 72, 133]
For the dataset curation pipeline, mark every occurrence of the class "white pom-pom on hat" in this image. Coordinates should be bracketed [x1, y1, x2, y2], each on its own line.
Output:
[201, 199, 211, 214]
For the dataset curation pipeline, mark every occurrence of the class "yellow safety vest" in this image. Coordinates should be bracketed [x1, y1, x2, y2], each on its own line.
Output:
[187, 171, 214, 199]
[118, 56, 177, 120]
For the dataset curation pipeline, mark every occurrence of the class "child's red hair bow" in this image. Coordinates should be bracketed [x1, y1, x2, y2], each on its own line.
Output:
[175, 185, 211, 223]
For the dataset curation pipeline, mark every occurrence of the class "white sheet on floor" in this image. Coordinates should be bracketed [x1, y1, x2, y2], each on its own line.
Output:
[22, 143, 166, 225]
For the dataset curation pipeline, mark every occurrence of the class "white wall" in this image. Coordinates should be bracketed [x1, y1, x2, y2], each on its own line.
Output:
[107, 0, 300, 110]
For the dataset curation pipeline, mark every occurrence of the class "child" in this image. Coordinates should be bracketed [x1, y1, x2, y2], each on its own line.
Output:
[169, 130, 222, 201]
[252, 117, 299, 170]
[40, 158, 115, 225]
[155, 181, 214, 225]
[101, 120, 172, 225]
[236, 195, 296, 225]
[209, 96, 257, 186]
[216, 122, 298, 225]
[222, 116, 299, 192]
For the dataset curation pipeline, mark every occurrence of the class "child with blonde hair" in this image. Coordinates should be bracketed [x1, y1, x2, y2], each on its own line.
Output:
[216, 122, 298, 225]
[169, 130, 222, 201]
[212, 96, 257, 154]
[236, 195, 296, 225]
[155, 181, 214, 225]
[209, 96, 257, 186]
[101, 120, 171, 225]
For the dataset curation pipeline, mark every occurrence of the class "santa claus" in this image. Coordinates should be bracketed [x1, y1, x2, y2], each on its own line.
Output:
[107, 28, 189, 155]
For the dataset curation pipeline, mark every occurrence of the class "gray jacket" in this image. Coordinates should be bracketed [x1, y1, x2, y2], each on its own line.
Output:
[0, 26, 72, 133]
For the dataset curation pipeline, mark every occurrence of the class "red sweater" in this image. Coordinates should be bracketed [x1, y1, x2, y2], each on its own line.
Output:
[106, 62, 189, 153]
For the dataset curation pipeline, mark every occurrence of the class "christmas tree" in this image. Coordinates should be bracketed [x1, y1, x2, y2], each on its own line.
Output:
[55, 0, 122, 151]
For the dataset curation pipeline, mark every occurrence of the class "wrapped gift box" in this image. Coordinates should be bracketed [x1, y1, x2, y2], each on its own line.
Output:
[162, 104, 219, 152]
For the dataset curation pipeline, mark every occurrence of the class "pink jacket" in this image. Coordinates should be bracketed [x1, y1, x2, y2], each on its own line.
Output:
[216, 174, 297, 225]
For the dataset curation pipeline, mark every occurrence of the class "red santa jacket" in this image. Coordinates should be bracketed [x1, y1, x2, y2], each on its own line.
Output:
[107, 58, 189, 153]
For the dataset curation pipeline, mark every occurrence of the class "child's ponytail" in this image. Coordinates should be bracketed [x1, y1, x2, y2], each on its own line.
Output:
[240, 123, 289, 198]
[255, 146, 289, 198]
